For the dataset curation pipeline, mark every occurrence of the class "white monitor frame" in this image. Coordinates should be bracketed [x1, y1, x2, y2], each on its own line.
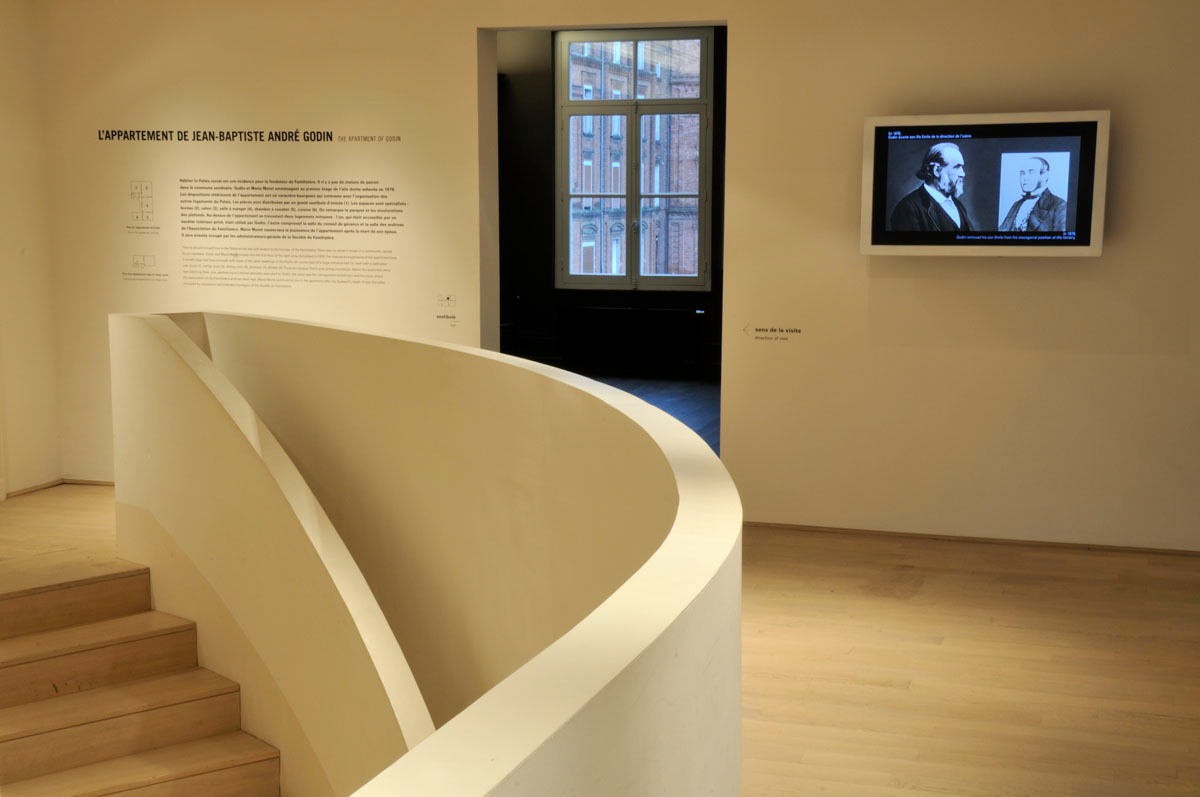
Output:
[860, 110, 1110, 257]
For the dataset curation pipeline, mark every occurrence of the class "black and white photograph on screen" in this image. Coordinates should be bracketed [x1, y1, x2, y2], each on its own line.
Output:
[887, 142, 973, 232]
[998, 152, 1070, 232]
[882, 134, 1083, 236]
[865, 113, 1104, 252]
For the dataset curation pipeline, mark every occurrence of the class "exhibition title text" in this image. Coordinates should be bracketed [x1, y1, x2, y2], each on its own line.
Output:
[97, 129, 333, 142]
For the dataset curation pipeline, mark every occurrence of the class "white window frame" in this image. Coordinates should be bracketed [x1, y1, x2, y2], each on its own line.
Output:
[555, 27, 713, 291]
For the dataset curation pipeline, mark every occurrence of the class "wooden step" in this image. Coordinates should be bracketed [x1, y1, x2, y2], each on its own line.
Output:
[0, 564, 150, 641]
[3, 731, 279, 797]
[0, 668, 240, 783]
[0, 550, 139, 602]
[0, 612, 196, 709]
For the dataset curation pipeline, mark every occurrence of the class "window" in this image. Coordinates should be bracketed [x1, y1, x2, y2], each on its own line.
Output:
[556, 28, 713, 291]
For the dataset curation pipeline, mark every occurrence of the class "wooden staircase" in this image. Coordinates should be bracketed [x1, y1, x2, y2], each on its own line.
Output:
[0, 560, 279, 795]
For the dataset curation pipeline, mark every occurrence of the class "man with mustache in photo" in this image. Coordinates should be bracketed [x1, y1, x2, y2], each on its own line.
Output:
[1000, 156, 1066, 232]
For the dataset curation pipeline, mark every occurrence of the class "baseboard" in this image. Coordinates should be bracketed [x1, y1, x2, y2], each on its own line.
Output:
[6, 479, 65, 498]
[5, 478, 115, 498]
[745, 521, 1200, 558]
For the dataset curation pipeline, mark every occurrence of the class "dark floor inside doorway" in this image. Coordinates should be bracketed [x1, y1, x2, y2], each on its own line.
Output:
[583, 375, 721, 455]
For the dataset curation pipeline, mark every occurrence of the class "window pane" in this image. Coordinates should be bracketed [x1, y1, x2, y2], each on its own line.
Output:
[639, 197, 698, 276]
[569, 41, 633, 100]
[568, 116, 626, 193]
[570, 198, 626, 275]
[640, 114, 700, 195]
[635, 39, 701, 99]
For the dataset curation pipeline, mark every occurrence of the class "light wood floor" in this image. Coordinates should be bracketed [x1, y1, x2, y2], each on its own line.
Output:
[0, 485, 119, 596]
[744, 525, 1200, 796]
[3, 487, 1199, 795]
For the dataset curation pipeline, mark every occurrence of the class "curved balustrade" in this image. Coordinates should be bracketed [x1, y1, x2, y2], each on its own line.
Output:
[110, 311, 742, 796]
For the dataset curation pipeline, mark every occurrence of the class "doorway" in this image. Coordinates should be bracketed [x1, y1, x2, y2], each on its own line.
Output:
[494, 28, 726, 453]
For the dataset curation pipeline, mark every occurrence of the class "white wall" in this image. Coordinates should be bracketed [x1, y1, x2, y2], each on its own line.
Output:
[17, 0, 1200, 548]
[717, 1, 1200, 550]
[0, 0, 61, 494]
[36, 0, 491, 480]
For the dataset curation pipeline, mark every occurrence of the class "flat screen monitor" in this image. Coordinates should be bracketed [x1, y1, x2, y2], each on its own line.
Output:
[861, 110, 1110, 256]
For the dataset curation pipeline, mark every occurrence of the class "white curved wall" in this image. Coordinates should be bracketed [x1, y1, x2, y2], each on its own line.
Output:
[110, 314, 432, 797]
[361, 423, 742, 796]
[114, 311, 743, 795]
[203, 312, 687, 727]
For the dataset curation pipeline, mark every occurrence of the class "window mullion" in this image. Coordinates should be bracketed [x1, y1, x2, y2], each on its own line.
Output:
[629, 102, 640, 288]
